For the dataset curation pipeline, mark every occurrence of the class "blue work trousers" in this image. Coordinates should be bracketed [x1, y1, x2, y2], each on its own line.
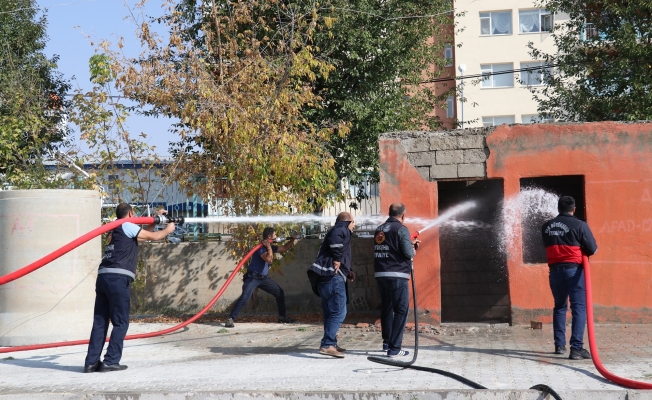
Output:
[317, 274, 347, 348]
[376, 277, 410, 351]
[549, 266, 587, 350]
[229, 272, 287, 320]
[85, 273, 132, 366]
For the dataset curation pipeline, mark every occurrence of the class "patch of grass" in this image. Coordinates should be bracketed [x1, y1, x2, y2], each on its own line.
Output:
[217, 328, 228, 333]
[641, 373, 652, 381]
[296, 327, 307, 332]
[2, 357, 14, 360]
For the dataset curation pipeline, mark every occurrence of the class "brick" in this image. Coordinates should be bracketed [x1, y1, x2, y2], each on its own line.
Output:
[415, 166, 429, 181]
[458, 163, 485, 178]
[430, 164, 457, 179]
[458, 135, 485, 149]
[436, 150, 464, 165]
[463, 148, 488, 163]
[402, 137, 430, 153]
[356, 322, 369, 328]
[407, 152, 435, 167]
[429, 134, 459, 150]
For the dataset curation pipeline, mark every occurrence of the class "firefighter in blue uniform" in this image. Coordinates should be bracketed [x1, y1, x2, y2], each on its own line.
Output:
[374, 202, 420, 357]
[308, 212, 355, 358]
[542, 195, 597, 360]
[83, 203, 175, 373]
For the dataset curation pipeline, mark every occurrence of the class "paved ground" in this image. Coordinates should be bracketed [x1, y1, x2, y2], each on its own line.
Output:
[0, 321, 651, 399]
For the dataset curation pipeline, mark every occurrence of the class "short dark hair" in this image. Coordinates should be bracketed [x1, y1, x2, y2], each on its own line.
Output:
[389, 203, 406, 217]
[116, 203, 132, 219]
[262, 227, 275, 239]
[558, 196, 576, 213]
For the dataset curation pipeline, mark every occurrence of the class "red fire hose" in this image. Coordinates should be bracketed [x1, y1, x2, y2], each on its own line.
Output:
[0, 217, 156, 286]
[0, 216, 261, 353]
[1, 217, 651, 390]
[583, 255, 652, 389]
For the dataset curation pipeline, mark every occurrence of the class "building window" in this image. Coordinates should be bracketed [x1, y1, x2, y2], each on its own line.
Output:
[446, 96, 455, 118]
[519, 9, 552, 33]
[519, 62, 551, 86]
[581, 23, 601, 41]
[520, 176, 585, 264]
[108, 174, 119, 192]
[481, 63, 514, 88]
[444, 45, 453, 67]
[480, 11, 512, 36]
[482, 116, 515, 127]
[522, 114, 554, 124]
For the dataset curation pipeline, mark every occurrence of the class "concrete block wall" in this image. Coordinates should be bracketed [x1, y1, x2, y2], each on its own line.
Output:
[134, 239, 379, 315]
[380, 122, 652, 324]
[389, 128, 495, 181]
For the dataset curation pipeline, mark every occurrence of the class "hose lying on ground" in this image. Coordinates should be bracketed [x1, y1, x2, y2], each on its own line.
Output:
[367, 260, 564, 400]
[0, 216, 262, 353]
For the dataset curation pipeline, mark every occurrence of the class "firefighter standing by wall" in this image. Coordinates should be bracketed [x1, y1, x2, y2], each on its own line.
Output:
[542, 195, 598, 360]
[374, 202, 420, 357]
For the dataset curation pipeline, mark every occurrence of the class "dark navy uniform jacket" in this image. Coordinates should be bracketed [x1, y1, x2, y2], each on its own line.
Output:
[309, 220, 352, 277]
[374, 217, 413, 279]
[98, 222, 141, 279]
[541, 213, 598, 267]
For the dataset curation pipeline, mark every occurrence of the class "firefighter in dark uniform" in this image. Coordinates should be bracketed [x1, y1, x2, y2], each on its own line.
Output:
[374, 203, 420, 357]
[83, 203, 175, 373]
[542, 195, 597, 360]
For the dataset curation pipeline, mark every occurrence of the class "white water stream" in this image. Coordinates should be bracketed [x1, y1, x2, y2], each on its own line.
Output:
[182, 201, 477, 232]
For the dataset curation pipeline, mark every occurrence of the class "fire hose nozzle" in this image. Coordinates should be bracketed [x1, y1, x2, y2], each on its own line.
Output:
[271, 235, 304, 243]
[154, 215, 185, 225]
[410, 231, 420, 240]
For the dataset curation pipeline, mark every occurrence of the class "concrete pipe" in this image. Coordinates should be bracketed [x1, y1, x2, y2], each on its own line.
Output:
[0, 190, 101, 346]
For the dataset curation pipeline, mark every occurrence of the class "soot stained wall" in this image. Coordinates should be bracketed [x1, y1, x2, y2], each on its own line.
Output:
[438, 180, 510, 323]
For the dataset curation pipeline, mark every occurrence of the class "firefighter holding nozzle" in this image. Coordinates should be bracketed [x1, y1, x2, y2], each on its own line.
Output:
[373, 202, 420, 358]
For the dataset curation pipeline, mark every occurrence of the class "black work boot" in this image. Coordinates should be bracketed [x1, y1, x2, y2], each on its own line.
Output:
[554, 345, 567, 354]
[569, 348, 591, 360]
[99, 362, 128, 372]
[83, 361, 100, 373]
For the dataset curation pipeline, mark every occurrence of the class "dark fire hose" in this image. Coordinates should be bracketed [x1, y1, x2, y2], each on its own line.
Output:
[367, 236, 564, 400]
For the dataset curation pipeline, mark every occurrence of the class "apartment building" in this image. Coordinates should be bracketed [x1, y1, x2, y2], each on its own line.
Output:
[447, 0, 567, 127]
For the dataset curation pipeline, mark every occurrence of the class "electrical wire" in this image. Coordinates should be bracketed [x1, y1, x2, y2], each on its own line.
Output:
[420, 63, 559, 84]
[0, 0, 98, 15]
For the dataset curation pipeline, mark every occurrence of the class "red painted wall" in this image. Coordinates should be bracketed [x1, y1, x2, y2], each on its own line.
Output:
[487, 122, 652, 324]
[379, 139, 442, 323]
[380, 122, 652, 324]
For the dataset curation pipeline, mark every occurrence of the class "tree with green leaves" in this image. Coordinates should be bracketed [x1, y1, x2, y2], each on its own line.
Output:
[529, 0, 652, 121]
[68, 53, 164, 206]
[171, 0, 457, 186]
[310, 0, 458, 185]
[0, 0, 71, 187]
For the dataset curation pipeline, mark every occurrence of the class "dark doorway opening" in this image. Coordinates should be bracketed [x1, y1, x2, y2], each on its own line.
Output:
[438, 180, 510, 323]
[520, 176, 586, 264]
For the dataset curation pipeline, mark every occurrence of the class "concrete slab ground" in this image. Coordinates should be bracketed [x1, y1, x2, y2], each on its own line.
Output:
[0, 322, 651, 399]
